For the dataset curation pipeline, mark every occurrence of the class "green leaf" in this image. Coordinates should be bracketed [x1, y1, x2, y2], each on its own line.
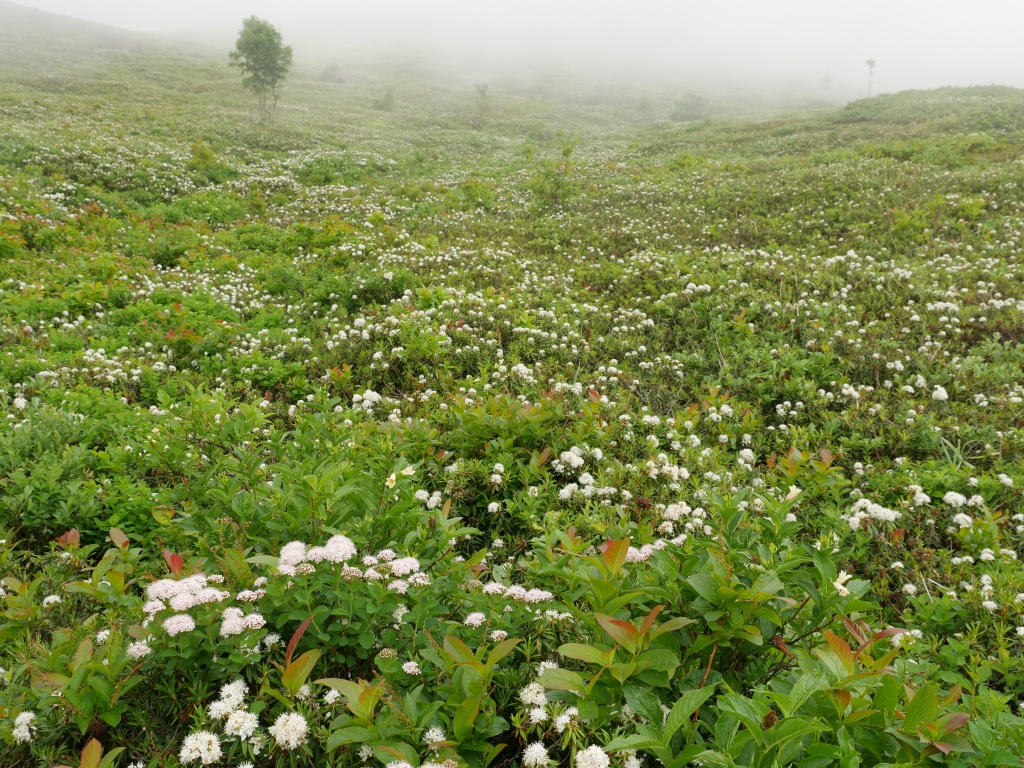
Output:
[605, 734, 662, 751]
[770, 672, 829, 718]
[625, 685, 664, 725]
[453, 694, 482, 741]
[97, 748, 125, 768]
[486, 637, 521, 668]
[687, 572, 722, 603]
[902, 683, 938, 732]
[664, 687, 718, 741]
[245, 554, 280, 567]
[558, 643, 614, 667]
[717, 693, 769, 744]
[325, 726, 373, 750]
[761, 716, 825, 750]
[538, 667, 586, 692]
[99, 709, 122, 727]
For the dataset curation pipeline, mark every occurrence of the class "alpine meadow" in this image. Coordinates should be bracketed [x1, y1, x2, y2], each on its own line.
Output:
[3, 3, 1024, 768]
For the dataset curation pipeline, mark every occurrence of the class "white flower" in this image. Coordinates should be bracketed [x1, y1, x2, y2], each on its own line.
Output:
[529, 706, 549, 724]
[402, 661, 422, 675]
[833, 571, 853, 596]
[576, 745, 611, 768]
[163, 614, 196, 636]
[12, 711, 36, 744]
[520, 682, 548, 707]
[423, 726, 446, 744]
[268, 712, 308, 750]
[42, 595, 62, 607]
[12, 397, 27, 410]
[523, 741, 550, 767]
[902, 583, 918, 596]
[943, 491, 967, 508]
[464, 612, 487, 628]
[224, 710, 259, 740]
[932, 386, 949, 401]
[127, 641, 152, 659]
[490, 630, 508, 641]
[179, 731, 222, 765]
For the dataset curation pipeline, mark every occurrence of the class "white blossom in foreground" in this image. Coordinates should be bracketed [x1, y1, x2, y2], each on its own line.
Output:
[179, 731, 222, 765]
[576, 745, 611, 768]
[12, 711, 36, 744]
[268, 712, 308, 750]
[523, 741, 550, 767]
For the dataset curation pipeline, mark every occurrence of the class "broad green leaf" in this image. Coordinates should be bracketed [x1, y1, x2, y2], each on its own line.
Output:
[558, 642, 614, 667]
[687, 572, 722, 603]
[664, 686, 718, 741]
[761, 716, 825, 750]
[717, 693, 768, 744]
[902, 683, 938, 732]
[538, 667, 586, 692]
[605, 734, 662, 751]
[453, 694, 482, 741]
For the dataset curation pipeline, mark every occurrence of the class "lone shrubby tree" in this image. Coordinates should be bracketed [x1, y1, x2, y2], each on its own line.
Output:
[229, 16, 293, 124]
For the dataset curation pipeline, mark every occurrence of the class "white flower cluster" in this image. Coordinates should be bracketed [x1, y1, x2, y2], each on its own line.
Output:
[844, 498, 901, 530]
[480, 582, 554, 603]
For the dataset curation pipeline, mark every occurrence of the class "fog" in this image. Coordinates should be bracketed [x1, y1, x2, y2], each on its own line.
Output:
[10, 0, 1024, 102]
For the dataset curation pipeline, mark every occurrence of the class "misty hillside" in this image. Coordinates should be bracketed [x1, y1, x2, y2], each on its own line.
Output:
[4, 4, 1024, 768]
[0, 1, 150, 68]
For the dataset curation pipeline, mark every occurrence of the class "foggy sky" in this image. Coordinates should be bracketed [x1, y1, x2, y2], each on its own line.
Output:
[11, 0, 1024, 96]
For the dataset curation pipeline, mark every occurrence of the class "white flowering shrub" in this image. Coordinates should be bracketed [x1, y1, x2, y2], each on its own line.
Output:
[4, 43, 1024, 767]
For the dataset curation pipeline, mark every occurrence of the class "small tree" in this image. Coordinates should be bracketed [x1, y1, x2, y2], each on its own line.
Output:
[229, 16, 293, 124]
[866, 59, 877, 98]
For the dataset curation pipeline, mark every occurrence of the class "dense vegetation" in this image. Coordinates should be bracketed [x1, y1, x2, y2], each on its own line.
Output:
[2, 15, 1024, 768]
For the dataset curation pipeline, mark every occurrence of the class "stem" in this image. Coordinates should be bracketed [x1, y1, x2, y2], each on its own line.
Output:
[693, 641, 718, 722]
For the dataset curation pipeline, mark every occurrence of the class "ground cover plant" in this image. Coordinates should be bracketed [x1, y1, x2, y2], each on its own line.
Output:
[2, 13, 1024, 768]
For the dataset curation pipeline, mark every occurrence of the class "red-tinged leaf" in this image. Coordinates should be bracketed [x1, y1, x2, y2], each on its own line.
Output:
[639, 605, 664, 637]
[80, 739, 103, 768]
[819, 448, 833, 466]
[56, 529, 80, 548]
[73, 638, 93, 672]
[936, 712, 970, 735]
[282, 649, 321, 697]
[285, 616, 313, 667]
[929, 741, 953, 755]
[588, 388, 601, 402]
[596, 613, 639, 653]
[35, 672, 72, 690]
[857, 627, 906, 654]
[601, 537, 631, 575]
[767, 453, 777, 469]
[841, 617, 869, 645]
[832, 688, 851, 710]
[109, 528, 129, 549]
[824, 630, 856, 673]
[162, 549, 183, 578]
[443, 635, 477, 664]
